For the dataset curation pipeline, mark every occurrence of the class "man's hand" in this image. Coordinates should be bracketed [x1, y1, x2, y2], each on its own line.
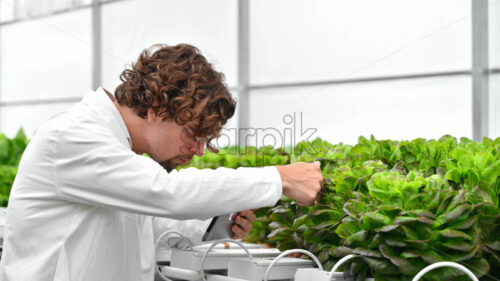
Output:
[231, 210, 256, 239]
[276, 162, 323, 206]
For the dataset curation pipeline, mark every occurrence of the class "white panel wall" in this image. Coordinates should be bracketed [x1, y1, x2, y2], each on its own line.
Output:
[249, 77, 472, 146]
[101, 0, 237, 92]
[0, 9, 91, 102]
[0, 8, 91, 136]
[1, 0, 91, 23]
[250, 0, 471, 85]
[0, 0, 487, 144]
[0, 103, 72, 137]
[0, 0, 15, 22]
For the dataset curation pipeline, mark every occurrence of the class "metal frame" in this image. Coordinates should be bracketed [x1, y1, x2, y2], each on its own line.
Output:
[237, 0, 250, 145]
[0, 97, 83, 107]
[249, 70, 473, 91]
[92, 0, 102, 90]
[472, 0, 490, 141]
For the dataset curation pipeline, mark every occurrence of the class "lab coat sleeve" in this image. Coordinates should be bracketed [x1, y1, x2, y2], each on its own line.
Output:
[52, 119, 282, 220]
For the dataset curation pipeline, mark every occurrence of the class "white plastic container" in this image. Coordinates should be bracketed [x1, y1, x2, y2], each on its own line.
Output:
[294, 254, 374, 281]
[228, 257, 314, 281]
[170, 247, 281, 271]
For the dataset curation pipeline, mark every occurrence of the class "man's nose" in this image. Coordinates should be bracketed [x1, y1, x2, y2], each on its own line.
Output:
[188, 140, 205, 156]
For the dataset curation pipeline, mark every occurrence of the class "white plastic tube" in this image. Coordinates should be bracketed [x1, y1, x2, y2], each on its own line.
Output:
[263, 249, 323, 281]
[412, 262, 479, 281]
[199, 239, 253, 281]
[329, 254, 359, 280]
[154, 230, 194, 281]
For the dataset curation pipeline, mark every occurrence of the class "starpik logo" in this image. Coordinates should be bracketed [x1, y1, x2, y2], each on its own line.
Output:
[213, 112, 318, 154]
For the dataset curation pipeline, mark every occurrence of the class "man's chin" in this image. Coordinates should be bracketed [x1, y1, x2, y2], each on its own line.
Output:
[160, 157, 192, 172]
[159, 160, 177, 172]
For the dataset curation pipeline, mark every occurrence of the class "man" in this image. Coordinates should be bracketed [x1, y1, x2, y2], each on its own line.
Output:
[0, 44, 323, 281]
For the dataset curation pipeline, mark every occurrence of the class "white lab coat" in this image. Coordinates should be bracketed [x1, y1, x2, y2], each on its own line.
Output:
[0, 88, 282, 281]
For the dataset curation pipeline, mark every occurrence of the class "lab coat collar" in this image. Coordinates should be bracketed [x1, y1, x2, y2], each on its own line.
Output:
[83, 87, 133, 149]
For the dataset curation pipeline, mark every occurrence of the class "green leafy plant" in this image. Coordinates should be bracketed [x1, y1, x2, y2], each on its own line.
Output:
[0, 128, 29, 207]
[183, 135, 500, 280]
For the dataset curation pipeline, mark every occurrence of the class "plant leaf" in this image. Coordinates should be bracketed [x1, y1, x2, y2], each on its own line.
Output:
[336, 222, 359, 239]
[352, 247, 382, 258]
[435, 204, 467, 227]
[379, 243, 424, 275]
[362, 257, 400, 275]
[439, 228, 472, 240]
[345, 230, 369, 247]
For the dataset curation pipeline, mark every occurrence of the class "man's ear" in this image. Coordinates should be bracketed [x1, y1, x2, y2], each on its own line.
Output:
[146, 108, 161, 123]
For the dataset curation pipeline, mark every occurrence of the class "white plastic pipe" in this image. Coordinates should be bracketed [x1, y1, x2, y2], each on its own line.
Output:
[160, 266, 202, 281]
[264, 249, 323, 281]
[329, 254, 359, 280]
[154, 230, 193, 281]
[200, 239, 253, 281]
[412, 262, 479, 281]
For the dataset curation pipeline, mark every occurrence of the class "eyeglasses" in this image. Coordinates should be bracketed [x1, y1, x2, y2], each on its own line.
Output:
[183, 126, 211, 145]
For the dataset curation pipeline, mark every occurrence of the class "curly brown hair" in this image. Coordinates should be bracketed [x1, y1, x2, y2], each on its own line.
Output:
[115, 44, 236, 151]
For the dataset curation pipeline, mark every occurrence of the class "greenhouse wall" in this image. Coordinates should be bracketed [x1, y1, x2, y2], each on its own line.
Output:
[0, 0, 498, 143]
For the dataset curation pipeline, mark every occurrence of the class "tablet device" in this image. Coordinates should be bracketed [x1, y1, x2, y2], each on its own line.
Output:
[202, 213, 234, 241]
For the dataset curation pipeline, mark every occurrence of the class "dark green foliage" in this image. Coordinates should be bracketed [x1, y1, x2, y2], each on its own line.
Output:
[183, 135, 500, 280]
